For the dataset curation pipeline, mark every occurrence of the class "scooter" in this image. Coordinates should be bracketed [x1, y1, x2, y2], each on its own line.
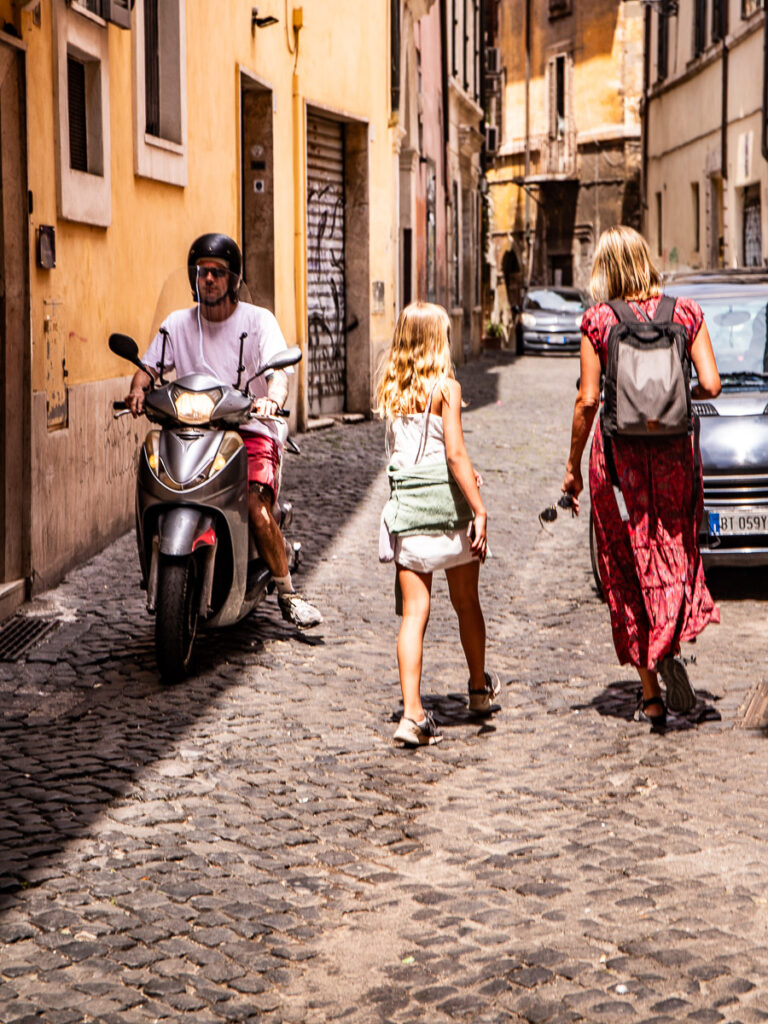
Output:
[110, 331, 302, 681]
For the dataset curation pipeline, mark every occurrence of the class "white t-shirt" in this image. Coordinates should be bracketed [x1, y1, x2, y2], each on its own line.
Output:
[142, 302, 293, 439]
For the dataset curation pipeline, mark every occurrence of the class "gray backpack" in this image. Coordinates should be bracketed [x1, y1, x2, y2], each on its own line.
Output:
[601, 296, 692, 439]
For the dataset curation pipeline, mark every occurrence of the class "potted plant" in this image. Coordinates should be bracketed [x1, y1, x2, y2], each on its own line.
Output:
[483, 320, 506, 350]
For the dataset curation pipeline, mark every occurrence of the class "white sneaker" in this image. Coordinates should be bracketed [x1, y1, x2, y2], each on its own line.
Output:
[278, 592, 323, 628]
[393, 711, 443, 746]
[468, 671, 501, 715]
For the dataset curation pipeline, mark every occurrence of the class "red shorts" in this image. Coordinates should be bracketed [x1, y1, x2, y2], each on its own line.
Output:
[239, 432, 280, 498]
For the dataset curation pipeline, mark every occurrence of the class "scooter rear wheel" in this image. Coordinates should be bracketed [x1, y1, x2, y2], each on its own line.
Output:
[155, 556, 199, 682]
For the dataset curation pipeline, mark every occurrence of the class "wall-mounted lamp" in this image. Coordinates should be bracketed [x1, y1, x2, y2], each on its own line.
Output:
[252, 7, 278, 30]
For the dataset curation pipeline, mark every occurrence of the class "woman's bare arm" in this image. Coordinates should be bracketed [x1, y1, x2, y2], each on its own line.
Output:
[690, 320, 721, 399]
[561, 334, 602, 514]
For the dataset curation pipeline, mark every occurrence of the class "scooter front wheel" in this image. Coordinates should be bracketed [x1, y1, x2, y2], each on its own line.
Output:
[155, 555, 199, 682]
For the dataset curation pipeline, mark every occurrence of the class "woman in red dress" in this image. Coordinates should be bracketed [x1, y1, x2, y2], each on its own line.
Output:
[562, 226, 721, 728]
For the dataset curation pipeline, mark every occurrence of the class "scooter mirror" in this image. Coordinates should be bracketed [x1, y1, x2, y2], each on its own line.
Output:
[262, 345, 303, 373]
[244, 345, 303, 391]
[109, 332, 140, 363]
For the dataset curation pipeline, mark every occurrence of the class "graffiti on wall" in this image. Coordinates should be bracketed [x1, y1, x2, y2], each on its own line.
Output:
[307, 178, 346, 415]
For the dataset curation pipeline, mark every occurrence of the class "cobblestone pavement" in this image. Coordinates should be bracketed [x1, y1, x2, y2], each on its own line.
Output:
[2, 353, 768, 1024]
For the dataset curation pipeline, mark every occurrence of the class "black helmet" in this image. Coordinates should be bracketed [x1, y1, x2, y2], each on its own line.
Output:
[187, 233, 242, 301]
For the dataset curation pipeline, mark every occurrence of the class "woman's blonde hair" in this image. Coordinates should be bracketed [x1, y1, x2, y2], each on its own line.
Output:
[589, 225, 662, 302]
[375, 301, 454, 419]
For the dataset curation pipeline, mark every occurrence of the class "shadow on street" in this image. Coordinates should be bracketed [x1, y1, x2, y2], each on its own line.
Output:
[0, 351, 510, 912]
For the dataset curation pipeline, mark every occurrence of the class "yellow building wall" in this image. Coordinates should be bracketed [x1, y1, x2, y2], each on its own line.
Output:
[23, 1, 394, 390]
[18, 0, 396, 591]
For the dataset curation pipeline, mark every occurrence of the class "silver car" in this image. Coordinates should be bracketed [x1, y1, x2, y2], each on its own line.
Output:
[664, 273, 768, 568]
[515, 286, 589, 354]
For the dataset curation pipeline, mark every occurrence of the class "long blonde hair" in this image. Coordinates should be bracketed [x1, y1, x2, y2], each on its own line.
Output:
[375, 301, 454, 419]
[589, 225, 662, 302]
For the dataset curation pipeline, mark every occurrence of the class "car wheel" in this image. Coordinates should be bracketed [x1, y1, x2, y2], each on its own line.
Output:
[515, 325, 524, 355]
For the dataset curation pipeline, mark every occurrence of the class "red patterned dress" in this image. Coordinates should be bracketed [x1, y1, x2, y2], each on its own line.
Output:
[582, 296, 719, 670]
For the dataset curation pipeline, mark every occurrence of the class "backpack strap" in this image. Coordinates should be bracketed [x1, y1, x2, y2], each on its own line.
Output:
[652, 295, 677, 323]
[606, 299, 642, 324]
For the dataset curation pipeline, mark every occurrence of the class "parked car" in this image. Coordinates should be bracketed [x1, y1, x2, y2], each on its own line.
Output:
[589, 270, 768, 597]
[514, 286, 589, 354]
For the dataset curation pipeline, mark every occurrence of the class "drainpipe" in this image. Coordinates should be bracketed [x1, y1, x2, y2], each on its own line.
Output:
[440, 0, 449, 195]
[721, 38, 728, 186]
[293, 69, 308, 432]
[641, 4, 650, 217]
[763, 7, 768, 160]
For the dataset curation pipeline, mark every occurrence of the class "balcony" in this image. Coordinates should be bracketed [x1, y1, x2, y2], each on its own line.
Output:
[542, 128, 576, 177]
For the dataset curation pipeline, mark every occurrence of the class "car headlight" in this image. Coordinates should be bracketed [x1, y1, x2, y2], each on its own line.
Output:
[575, 315, 584, 329]
[520, 312, 537, 328]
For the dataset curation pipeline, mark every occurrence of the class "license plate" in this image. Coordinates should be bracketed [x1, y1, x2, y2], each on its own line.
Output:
[546, 335, 569, 345]
[708, 509, 768, 537]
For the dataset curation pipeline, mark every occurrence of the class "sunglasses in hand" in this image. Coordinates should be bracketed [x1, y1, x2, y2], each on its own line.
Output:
[539, 492, 575, 527]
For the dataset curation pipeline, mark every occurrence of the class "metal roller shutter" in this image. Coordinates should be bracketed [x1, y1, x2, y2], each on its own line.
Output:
[307, 115, 346, 415]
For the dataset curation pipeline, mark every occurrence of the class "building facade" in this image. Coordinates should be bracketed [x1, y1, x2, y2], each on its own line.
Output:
[644, 0, 767, 273]
[1, 0, 400, 616]
[392, 0, 486, 363]
[485, 0, 643, 331]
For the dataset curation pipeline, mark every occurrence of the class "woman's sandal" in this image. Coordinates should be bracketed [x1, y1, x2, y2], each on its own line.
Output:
[636, 693, 667, 730]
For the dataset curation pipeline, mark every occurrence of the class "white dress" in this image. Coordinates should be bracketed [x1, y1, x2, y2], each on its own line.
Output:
[387, 408, 475, 574]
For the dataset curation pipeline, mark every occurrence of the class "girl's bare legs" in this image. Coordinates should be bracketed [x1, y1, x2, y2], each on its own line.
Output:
[397, 565, 433, 721]
[445, 560, 485, 690]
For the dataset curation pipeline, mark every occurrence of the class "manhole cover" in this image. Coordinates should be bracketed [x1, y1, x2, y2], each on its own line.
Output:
[0, 615, 59, 661]
[739, 681, 768, 730]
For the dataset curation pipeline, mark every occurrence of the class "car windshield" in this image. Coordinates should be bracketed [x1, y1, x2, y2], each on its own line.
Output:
[523, 288, 586, 313]
[694, 294, 768, 377]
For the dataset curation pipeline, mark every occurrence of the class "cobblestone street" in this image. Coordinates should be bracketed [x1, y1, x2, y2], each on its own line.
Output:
[2, 352, 768, 1024]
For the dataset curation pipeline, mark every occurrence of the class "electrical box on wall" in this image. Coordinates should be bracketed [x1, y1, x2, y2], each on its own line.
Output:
[37, 225, 56, 270]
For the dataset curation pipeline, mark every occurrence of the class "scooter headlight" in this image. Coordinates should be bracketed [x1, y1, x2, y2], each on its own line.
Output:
[171, 387, 220, 425]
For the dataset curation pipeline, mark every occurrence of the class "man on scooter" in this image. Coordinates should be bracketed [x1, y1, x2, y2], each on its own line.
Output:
[125, 232, 322, 629]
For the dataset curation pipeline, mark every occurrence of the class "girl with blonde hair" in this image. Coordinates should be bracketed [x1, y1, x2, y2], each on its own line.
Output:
[562, 226, 721, 729]
[377, 301, 499, 746]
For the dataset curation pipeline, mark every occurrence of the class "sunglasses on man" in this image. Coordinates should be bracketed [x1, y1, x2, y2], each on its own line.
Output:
[196, 266, 229, 280]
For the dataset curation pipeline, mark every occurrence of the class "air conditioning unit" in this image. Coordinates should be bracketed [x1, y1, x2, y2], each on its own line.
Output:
[484, 124, 499, 155]
[485, 47, 501, 75]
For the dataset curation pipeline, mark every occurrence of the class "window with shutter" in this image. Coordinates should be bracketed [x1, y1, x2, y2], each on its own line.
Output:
[548, 55, 566, 139]
[711, 0, 727, 41]
[657, 13, 669, 82]
[144, 0, 160, 136]
[133, 0, 187, 185]
[67, 55, 88, 172]
[693, 0, 707, 55]
[55, 5, 111, 224]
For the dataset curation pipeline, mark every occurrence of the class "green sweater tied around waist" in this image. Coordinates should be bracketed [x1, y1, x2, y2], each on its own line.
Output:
[382, 460, 474, 535]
